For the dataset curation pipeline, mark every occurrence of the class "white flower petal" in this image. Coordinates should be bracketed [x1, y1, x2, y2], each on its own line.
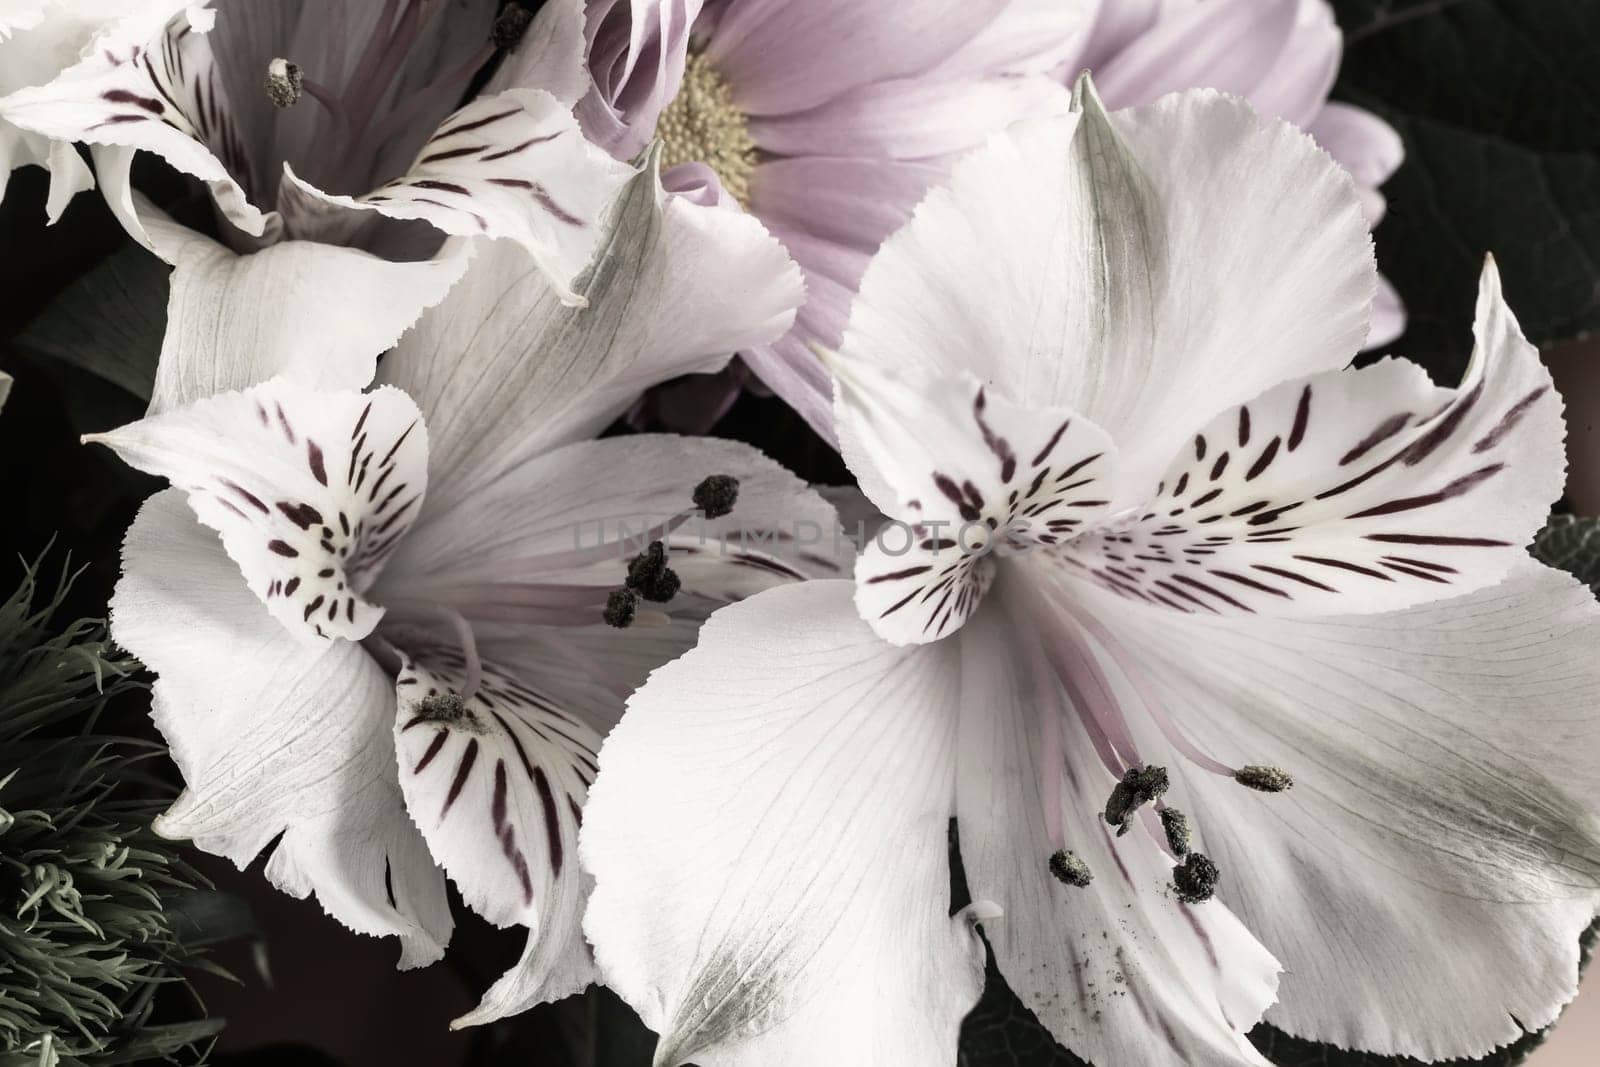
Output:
[582, 581, 986, 1066]
[1063, 261, 1563, 616]
[831, 356, 1117, 644]
[382, 157, 802, 508]
[89, 379, 429, 645]
[142, 205, 468, 413]
[111, 490, 451, 966]
[956, 599, 1280, 1066]
[1075, 562, 1600, 1059]
[283, 88, 632, 305]
[389, 646, 600, 1019]
[488, 0, 589, 107]
[841, 82, 1375, 504]
[1, 5, 271, 237]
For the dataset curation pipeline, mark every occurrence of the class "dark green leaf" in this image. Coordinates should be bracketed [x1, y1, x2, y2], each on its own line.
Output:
[1530, 514, 1600, 593]
[12, 239, 168, 402]
[1332, 0, 1600, 381]
[166, 888, 261, 950]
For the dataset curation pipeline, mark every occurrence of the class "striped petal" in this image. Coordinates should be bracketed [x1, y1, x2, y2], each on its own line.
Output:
[283, 88, 632, 306]
[1061, 261, 1564, 616]
[88, 378, 429, 645]
[391, 642, 600, 1015]
[832, 354, 1118, 644]
[0, 4, 272, 242]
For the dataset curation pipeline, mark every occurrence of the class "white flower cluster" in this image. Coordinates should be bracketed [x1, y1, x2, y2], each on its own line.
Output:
[4, 2, 1597, 1065]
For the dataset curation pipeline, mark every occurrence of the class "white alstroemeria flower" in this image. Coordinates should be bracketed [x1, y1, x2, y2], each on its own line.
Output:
[0, 0, 192, 220]
[580, 83, 1600, 1066]
[1, 0, 629, 372]
[93, 160, 846, 1026]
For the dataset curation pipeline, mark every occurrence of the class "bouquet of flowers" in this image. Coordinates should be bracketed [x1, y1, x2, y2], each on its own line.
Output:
[4, 1, 1600, 1065]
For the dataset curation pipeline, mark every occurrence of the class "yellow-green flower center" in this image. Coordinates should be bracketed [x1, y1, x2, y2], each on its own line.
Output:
[657, 49, 758, 207]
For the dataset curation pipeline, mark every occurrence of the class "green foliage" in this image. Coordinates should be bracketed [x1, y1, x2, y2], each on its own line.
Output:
[1331, 0, 1600, 381]
[1530, 514, 1600, 594]
[0, 559, 221, 1066]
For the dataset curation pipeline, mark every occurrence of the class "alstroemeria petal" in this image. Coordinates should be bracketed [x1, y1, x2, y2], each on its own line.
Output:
[1079, 563, 1600, 1059]
[143, 206, 468, 413]
[1, 5, 271, 240]
[582, 581, 986, 1066]
[489, 0, 589, 107]
[841, 83, 1374, 503]
[956, 597, 1280, 1066]
[283, 89, 632, 306]
[389, 646, 600, 1017]
[384, 433, 848, 622]
[112, 490, 451, 966]
[90, 379, 429, 645]
[1064, 261, 1562, 616]
[382, 156, 802, 510]
[833, 358, 1118, 645]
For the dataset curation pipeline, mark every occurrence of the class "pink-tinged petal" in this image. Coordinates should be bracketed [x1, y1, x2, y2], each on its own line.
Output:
[286, 88, 633, 306]
[1309, 100, 1403, 188]
[1246, 0, 1339, 128]
[928, 0, 1098, 80]
[841, 84, 1375, 506]
[141, 205, 468, 414]
[491, 0, 590, 106]
[1072, 0, 1171, 70]
[1, 6, 271, 239]
[831, 357, 1118, 644]
[582, 581, 987, 1066]
[575, 0, 703, 159]
[750, 156, 943, 255]
[88, 379, 430, 646]
[956, 597, 1280, 1067]
[112, 490, 452, 967]
[390, 647, 600, 1019]
[382, 158, 802, 506]
[1073, 562, 1600, 1059]
[661, 159, 733, 206]
[1062, 260, 1559, 617]
[1091, 0, 1300, 108]
[748, 72, 1072, 161]
[741, 330, 843, 447]
[706, 0, 1010, 116]
[1368, 272, 1406, 346]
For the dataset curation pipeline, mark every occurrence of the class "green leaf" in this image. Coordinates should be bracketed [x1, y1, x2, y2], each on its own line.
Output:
[1331, 0, 1600, 380]
[11, 239, 168, 402]
[1530, 514, 1600, 593]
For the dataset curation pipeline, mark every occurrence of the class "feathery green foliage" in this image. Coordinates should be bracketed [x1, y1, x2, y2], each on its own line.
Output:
[0, 558, 222, 1067]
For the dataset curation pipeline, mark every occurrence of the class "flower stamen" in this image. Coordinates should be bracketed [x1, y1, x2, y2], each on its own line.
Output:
[657, 49, 758, 207]
[1172, 852, 1220, 904]
[1103, 765, 1169, 836]
[1234, 765, 1294, 792]
[1048, 849, 1093, 888]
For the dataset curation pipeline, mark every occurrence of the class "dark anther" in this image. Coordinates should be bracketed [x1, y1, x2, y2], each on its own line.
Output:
[1159, 808, 1192, 857]
[693, 474, 740, 519]
[603, 587, 638, 628]
[626, 540, 682, 603]
[1172, 852, 1220, 904]
[415, 692, 473, 726]
[1103, 765, 1169, 835]
[491, 3, 533, 49]
[1048, 849, 1092, 888]
[1234, 765, 1293, 793]
[265, 58, 302, 108]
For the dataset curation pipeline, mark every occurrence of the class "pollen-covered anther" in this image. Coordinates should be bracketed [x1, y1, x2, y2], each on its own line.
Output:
[1172, 852, 1220, 904]
[491, 3, 533, 49]
[265, 58, 303, 108]
[693, 474, 740, 519]
[1103, 764, 1169, 835]
[1234, 765, 1294, 793]
[1159, 807, 1192, 857]
[1048, 849, 1092, 888]
[626, 540, 682, 603]
[603, 587, 639, 628]
[411, 691, 484, 732]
